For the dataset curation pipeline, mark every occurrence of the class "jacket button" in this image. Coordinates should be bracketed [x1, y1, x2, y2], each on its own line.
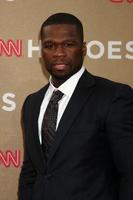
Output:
[44, 174, 52, 179]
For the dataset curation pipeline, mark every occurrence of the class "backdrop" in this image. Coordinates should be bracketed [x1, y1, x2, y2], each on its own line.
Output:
[0, 0, 133, 199]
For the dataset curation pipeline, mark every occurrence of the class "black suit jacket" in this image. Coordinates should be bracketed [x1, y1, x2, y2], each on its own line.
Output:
[18, 70, 133, 200]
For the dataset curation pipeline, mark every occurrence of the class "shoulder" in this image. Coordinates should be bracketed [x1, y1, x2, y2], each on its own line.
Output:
[92, 74, 133, 116]
[84, 70, 133, 106]
[22, 84, 49, 108]
[85, 72, 133, 124]
[88, 71, 133, 95]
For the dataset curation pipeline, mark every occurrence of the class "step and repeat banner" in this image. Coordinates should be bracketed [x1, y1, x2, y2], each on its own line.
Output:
[0, 0, 133, 199]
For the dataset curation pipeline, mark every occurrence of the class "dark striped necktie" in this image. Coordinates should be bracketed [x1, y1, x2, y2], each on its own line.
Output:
[41, 90, 64, 159]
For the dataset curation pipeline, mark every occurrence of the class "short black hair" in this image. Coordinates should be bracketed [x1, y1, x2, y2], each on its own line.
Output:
[40, 12, 84, 42]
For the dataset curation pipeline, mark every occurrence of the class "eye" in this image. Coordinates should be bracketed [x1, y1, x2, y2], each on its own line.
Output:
[64, 42, 75, 48]
[42, 42, 55, 50]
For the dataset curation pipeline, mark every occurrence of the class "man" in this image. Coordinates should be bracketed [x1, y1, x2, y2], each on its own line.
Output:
[18, 13, 133, 200]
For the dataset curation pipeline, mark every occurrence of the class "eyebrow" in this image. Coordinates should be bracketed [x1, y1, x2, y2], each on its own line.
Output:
[42, 38, 78, 43]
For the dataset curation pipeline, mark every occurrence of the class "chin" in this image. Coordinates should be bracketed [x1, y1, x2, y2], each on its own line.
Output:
[52, 73, 71, 81]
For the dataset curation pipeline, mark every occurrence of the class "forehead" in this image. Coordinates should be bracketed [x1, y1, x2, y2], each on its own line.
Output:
[42, 24, 79, 40]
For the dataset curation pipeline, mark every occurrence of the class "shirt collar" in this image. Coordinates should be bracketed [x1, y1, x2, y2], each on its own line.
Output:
[49, 66, 85, 97]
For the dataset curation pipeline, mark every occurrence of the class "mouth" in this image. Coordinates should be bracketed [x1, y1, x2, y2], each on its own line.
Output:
[53, 63, 68, 70]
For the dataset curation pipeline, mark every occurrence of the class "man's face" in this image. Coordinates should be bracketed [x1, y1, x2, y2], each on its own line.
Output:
[41, 24, 86, 87]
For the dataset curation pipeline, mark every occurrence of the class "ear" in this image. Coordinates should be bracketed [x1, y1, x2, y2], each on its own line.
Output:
[82, 42, 87, 56]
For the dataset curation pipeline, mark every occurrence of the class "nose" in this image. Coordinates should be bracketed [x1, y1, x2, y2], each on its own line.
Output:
[54, 45, 66, 57]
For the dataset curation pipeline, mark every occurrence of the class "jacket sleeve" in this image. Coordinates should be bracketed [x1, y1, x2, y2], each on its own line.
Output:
[18, 96, 37, 200]
[106, 84, 133, 200]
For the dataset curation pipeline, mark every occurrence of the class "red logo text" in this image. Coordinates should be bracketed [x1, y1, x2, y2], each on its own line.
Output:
[0, 150, 21, 168]
[110, 0, 133, 3]
[0, 39, 22, 57]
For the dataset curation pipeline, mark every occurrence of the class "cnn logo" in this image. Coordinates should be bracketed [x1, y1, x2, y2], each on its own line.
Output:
[110, 0, 133, 3]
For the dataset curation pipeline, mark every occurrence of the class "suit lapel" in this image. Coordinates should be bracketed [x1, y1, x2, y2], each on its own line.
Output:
[47, 70, 96, 165]
[31, 85, 49, 169]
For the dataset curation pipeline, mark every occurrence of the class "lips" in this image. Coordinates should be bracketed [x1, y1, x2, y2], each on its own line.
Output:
[53, 63, 67, 70]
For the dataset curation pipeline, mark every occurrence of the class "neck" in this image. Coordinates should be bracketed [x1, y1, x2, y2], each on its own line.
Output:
[52, 78, 65, 88]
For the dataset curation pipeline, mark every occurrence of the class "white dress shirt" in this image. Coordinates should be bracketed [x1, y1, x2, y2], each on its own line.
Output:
[38, 66, 85, 144]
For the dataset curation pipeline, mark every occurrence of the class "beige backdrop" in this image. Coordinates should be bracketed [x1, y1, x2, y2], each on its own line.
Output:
[0, 0, 133, 199]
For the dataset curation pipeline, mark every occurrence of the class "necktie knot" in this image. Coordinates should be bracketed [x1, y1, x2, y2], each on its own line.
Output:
[50, 90, 64, 104]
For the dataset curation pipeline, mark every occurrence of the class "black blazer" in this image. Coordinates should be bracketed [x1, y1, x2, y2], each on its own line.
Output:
[18, 70, 133, 200]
